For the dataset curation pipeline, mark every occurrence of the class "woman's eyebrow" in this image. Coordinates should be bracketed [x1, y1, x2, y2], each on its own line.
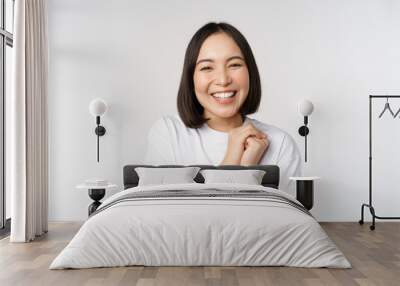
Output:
[196, 58, 214, 65]
[196, 56, 244, 65]
[227, 56, 244, 62]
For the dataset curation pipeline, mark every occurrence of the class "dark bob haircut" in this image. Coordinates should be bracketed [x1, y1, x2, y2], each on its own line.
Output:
[177, 22, 262, 128]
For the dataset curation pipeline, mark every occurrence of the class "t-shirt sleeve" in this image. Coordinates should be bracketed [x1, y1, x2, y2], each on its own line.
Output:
[277, 133, 302, 194]
[143, 117, 176, 165]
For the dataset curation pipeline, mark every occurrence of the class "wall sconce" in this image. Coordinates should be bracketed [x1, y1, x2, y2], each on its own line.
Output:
[298, 99, 314, 163]
[89, 98, 107, 162]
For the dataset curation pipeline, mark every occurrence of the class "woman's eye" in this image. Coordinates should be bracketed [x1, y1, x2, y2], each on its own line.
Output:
[200, 66, 212, 71]
[229, 63, 242, 68]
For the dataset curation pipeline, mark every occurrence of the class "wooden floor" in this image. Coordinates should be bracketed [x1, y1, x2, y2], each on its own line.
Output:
[0, 222, 399, 286]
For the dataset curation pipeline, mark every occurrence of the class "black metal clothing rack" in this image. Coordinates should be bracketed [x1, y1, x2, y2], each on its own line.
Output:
[359, 95, 400, 230]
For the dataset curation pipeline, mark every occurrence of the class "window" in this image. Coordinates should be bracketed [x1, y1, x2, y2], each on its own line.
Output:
[0, 0, 14, 234]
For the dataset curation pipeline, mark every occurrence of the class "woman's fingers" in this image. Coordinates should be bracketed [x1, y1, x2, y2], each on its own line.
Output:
[240, 136, 269, 166]
[246, 136, 269, 148]
[223, 121, 270, 166]
[224, 122, 267, 164]
[240, 124, 266, 141]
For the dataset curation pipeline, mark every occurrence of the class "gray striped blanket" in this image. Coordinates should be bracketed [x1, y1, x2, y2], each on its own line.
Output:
[91, 188, 312, 217]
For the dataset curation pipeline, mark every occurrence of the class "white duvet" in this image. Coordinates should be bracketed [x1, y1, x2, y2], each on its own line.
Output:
[50, 183, 351, 269]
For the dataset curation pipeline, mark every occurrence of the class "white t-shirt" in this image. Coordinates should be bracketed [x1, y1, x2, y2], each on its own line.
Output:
[144, 115, 302, 193]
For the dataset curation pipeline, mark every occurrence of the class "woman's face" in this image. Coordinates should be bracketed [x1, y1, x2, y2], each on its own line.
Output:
[193, 32, 250, 121]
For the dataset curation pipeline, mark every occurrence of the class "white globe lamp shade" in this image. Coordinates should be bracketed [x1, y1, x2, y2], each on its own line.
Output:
[89, 98, 107, 117]
[298, 100, 314, 116]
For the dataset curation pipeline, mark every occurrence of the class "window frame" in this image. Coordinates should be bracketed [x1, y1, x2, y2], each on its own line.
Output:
[0, 0, 14, 232]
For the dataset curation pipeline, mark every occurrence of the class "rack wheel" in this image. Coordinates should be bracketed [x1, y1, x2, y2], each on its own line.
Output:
[370, 225, 375, 231]
[358, 220, 364, 225]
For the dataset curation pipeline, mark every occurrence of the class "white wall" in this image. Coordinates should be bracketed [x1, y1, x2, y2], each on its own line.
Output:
[48, 0, 400, 221]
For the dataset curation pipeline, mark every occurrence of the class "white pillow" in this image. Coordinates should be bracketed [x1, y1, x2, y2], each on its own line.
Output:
[135, 167, 201, 186]
[200, 169, 266, 185]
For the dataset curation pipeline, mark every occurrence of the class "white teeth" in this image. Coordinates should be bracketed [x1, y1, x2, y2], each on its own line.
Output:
[212, 92, 235, 98]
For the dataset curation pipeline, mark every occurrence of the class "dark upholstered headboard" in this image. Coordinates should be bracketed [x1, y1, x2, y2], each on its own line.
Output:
[123, 165, 280, 189]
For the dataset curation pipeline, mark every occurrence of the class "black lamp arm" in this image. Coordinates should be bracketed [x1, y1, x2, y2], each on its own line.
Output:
[298, 116, 310, 163]
[94, 116, 106, 162]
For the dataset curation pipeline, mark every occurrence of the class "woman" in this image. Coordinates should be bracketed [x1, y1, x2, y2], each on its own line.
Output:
[144, 22, 301, 192]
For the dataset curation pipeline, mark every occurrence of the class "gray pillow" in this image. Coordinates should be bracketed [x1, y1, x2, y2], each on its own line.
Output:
[200, 169, 266, 185]
[135, 167, 201, 186]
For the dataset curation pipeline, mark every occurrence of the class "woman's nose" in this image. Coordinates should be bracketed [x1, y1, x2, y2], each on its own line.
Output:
[215, 69, 232, 86]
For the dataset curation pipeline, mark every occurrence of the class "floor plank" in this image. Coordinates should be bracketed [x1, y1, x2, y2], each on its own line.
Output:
[0, 222, 399, 286]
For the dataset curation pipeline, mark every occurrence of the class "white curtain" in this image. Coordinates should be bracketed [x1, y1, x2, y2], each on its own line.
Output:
[9, 0, 48, 242]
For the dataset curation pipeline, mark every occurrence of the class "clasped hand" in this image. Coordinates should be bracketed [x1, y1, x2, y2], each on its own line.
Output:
[220, 122, 269, 166]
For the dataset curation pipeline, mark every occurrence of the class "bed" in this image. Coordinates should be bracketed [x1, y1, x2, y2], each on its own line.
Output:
[50, 165, 350, 269]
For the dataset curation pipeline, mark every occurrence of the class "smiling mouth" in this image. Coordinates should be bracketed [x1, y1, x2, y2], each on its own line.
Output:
[210, 91, 237, 104]
[211, 91, 237, 99]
